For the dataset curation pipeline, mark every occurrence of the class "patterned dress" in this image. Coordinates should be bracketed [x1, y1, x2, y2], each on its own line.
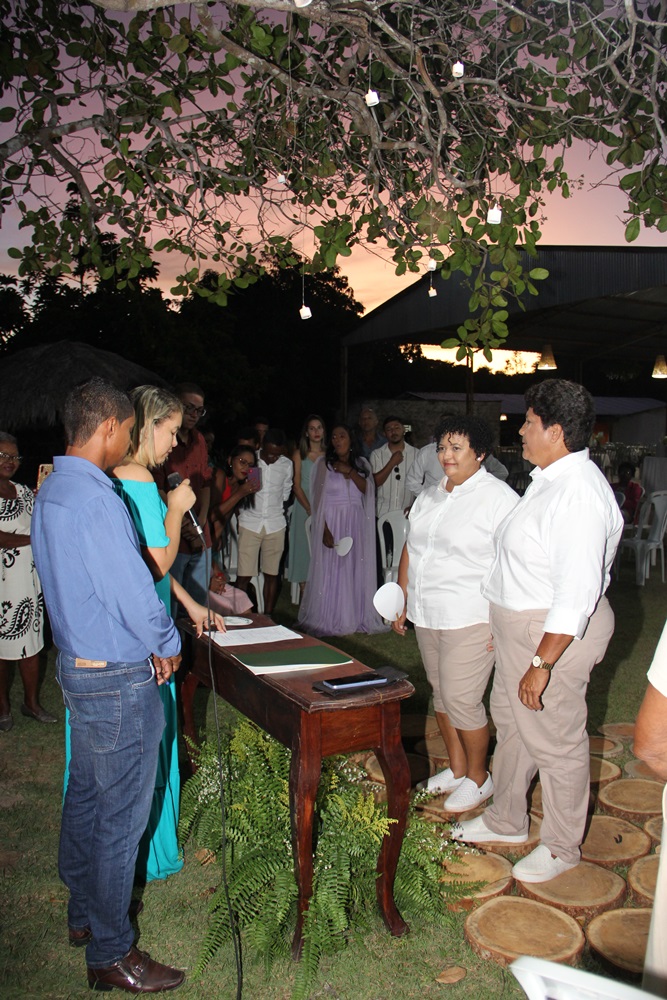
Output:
[0, 483, 44, 659]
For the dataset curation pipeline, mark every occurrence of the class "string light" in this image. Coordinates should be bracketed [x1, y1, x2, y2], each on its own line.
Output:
[427, 259, 437, 271]
[452, 60, 464, 78]
[277, 173, 287, 185]
[293, 0, 313, 8]
[299, 305, 312, 319]
[365, 88, 379, 107]
[486, 202, 502, 225]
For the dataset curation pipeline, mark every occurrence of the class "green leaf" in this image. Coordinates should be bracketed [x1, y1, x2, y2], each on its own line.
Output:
[168, 35, 189, 54]
[0, 106, 16, 122]
[528, 267, 549, 280]
[104, 159, 122, 180]
[7, 247, 22, 259]
[624, 218, 640, 242]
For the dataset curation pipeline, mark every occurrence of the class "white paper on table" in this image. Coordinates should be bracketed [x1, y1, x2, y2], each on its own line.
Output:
[208, 625, 303, 648]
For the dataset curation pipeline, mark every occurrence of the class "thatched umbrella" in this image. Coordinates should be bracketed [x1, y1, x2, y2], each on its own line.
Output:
[0, 341, 169, 430]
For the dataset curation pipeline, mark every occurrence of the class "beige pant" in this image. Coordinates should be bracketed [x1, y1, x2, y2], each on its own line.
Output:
[643, 786, 667, 997]
[415, 623, 494, 729]
[484, 598, 615, 866]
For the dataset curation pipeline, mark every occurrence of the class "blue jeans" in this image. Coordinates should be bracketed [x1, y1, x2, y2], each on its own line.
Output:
[171, 548, 210, 606]
[56, 653, 164, 967]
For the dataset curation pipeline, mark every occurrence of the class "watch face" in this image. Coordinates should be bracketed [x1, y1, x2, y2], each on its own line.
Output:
[532, 655, 542, 667]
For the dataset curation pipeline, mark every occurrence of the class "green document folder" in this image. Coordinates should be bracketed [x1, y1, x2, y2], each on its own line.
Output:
[233, 646, 353, 674]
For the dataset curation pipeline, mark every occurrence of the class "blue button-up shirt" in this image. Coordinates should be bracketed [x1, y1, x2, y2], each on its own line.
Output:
[32, 456, 180, 662]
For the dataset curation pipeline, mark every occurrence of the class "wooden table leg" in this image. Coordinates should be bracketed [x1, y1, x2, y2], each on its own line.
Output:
[289, 715, 322, 959]
[374, 703, 410, 937]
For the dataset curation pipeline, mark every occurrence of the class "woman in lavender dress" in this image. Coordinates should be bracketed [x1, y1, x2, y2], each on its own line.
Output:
[297, 425, 386, 638]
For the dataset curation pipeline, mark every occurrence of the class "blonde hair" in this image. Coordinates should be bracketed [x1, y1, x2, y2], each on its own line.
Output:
[130, 385, 183, 468]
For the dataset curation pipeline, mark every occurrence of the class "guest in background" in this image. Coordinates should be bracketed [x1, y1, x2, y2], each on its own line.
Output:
[236, 426, 260, 451]
[355, 405, 386, 459]
[288, 415, 326, 598]
[254, 417, 270, 450]
[154, 382, 212, 605]
[236, 429, 293, 615]
[634, 619, 667, 998]
[392, 416, 517, 812]
[611, 461, 643, 523]
[371, 415, 416, 518]
[0, 432, 54, 731]
[297, 425, 386, 637]
[453, 381, 623, 884]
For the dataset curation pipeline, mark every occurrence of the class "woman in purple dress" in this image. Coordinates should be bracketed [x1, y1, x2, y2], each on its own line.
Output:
[297, 425, 386, 638]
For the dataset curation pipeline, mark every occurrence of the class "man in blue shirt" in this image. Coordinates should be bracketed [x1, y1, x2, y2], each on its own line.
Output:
[32, 378, 184, 995]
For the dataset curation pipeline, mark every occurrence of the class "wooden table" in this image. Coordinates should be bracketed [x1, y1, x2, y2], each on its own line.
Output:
[180, 616, 415, 958]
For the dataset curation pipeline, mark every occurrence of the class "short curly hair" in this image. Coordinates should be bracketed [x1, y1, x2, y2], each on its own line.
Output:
[525, 380, 595, 453]
[433, 414, 494, 460]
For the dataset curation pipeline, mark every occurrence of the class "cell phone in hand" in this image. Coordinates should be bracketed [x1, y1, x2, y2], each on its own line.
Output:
[322, 671, 388, 691]
[247, 466, 261, 490]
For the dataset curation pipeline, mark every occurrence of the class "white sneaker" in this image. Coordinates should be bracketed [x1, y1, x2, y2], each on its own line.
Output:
[511, 845, 577, 883]
[450, 813, 528, 844]
[443, 773, 494, 813]
[418, 767, 465, 794]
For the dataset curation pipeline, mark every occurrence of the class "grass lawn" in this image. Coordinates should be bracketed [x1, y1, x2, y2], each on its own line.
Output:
[0, 571, 664, 1000]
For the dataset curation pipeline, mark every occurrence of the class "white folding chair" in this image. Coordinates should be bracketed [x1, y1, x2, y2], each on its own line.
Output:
[510, 955, 648, 1000]
[377, 510, 409, 584]
[615, 490, 667, 585]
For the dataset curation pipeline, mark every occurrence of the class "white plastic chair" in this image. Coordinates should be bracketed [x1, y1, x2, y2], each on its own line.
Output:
[510, 955, 648, 1000]
[377, 510, 409, 584]
[615, 490, 667, 585]
[226, 518, 265, 613]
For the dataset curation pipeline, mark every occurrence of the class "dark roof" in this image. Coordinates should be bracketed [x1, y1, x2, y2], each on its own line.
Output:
[343, 246, 667, 366]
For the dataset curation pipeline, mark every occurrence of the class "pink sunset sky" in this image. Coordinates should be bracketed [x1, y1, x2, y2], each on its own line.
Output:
[1, 141, 664, 318]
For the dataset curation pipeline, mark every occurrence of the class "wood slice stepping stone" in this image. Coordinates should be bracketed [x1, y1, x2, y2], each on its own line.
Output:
[465, 896, 585, 967]
[586, 908, 652, 975]
[413, 731, 448, 757]
[644, 815, 663, 845]
[598, 778, 664, 824]
[364, 751, 432, 786]
[416, 798, 486, 824]
[589, 756, 622, 787]
[480, 815, 543, 859]
[628, 854, 660, 906]
[581, 815, 651, 869]
[625, 758, 666, 782]
[412, 738, 449, 770]
[401, 714, 439, 740]
[440, 852, 513, 911]
[589, 735, 624, 758]
[598, 722, 635, 740]
[516, 861, 626, 924]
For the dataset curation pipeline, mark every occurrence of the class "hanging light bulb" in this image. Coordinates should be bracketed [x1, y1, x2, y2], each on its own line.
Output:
[428, 286, 437, 298]
[427, 259, 437, 272]
[293, 0, 313, 7]
[452, 60, 465, 78]
[365, 88, 379, 107]
[652, 354, 667, 378]
[299, 304, 312, 320]
[277, 173, 287, 185]
[537, 344, 557, 370]
[486, 202, 502, 225]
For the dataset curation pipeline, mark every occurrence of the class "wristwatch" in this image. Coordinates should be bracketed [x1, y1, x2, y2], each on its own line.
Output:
[531, 655, 554, 671]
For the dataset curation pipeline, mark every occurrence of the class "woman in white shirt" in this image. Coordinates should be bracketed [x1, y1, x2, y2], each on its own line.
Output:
[393, 415, 518, 813]
[453, 380, 624, 885]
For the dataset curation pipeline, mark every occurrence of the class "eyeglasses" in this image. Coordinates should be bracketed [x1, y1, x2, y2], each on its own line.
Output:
[183, 404, 206, 417]
[0, 452, 21, 462]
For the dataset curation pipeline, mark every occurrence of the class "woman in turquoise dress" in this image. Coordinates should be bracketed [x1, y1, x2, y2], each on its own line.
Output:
[65, 385, 224, 883]
[288, 414, 326, 598]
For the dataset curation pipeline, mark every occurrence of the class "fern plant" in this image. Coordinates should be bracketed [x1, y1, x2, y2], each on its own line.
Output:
[180, 719, 474, 999]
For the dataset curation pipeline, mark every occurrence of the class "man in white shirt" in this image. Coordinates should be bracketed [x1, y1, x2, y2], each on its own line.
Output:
[453, 380, 623, 884]
[371, 416, 416, 518]
[237, 428, 293, 615]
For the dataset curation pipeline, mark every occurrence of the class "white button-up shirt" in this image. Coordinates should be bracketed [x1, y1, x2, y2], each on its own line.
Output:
[238, 454, 293, 534]
[406, 466, 518, 629]
[482, 449, 624, 639]
[371, 443, 417, 518]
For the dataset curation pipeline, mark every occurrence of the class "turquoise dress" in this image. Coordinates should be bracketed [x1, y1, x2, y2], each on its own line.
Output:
[112, 478, 184, 882]
[64, 479, 184, 883]
[288, 457, 314, 584]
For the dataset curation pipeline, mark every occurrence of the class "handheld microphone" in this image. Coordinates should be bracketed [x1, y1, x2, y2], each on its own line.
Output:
[167, 472, 205, 541]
